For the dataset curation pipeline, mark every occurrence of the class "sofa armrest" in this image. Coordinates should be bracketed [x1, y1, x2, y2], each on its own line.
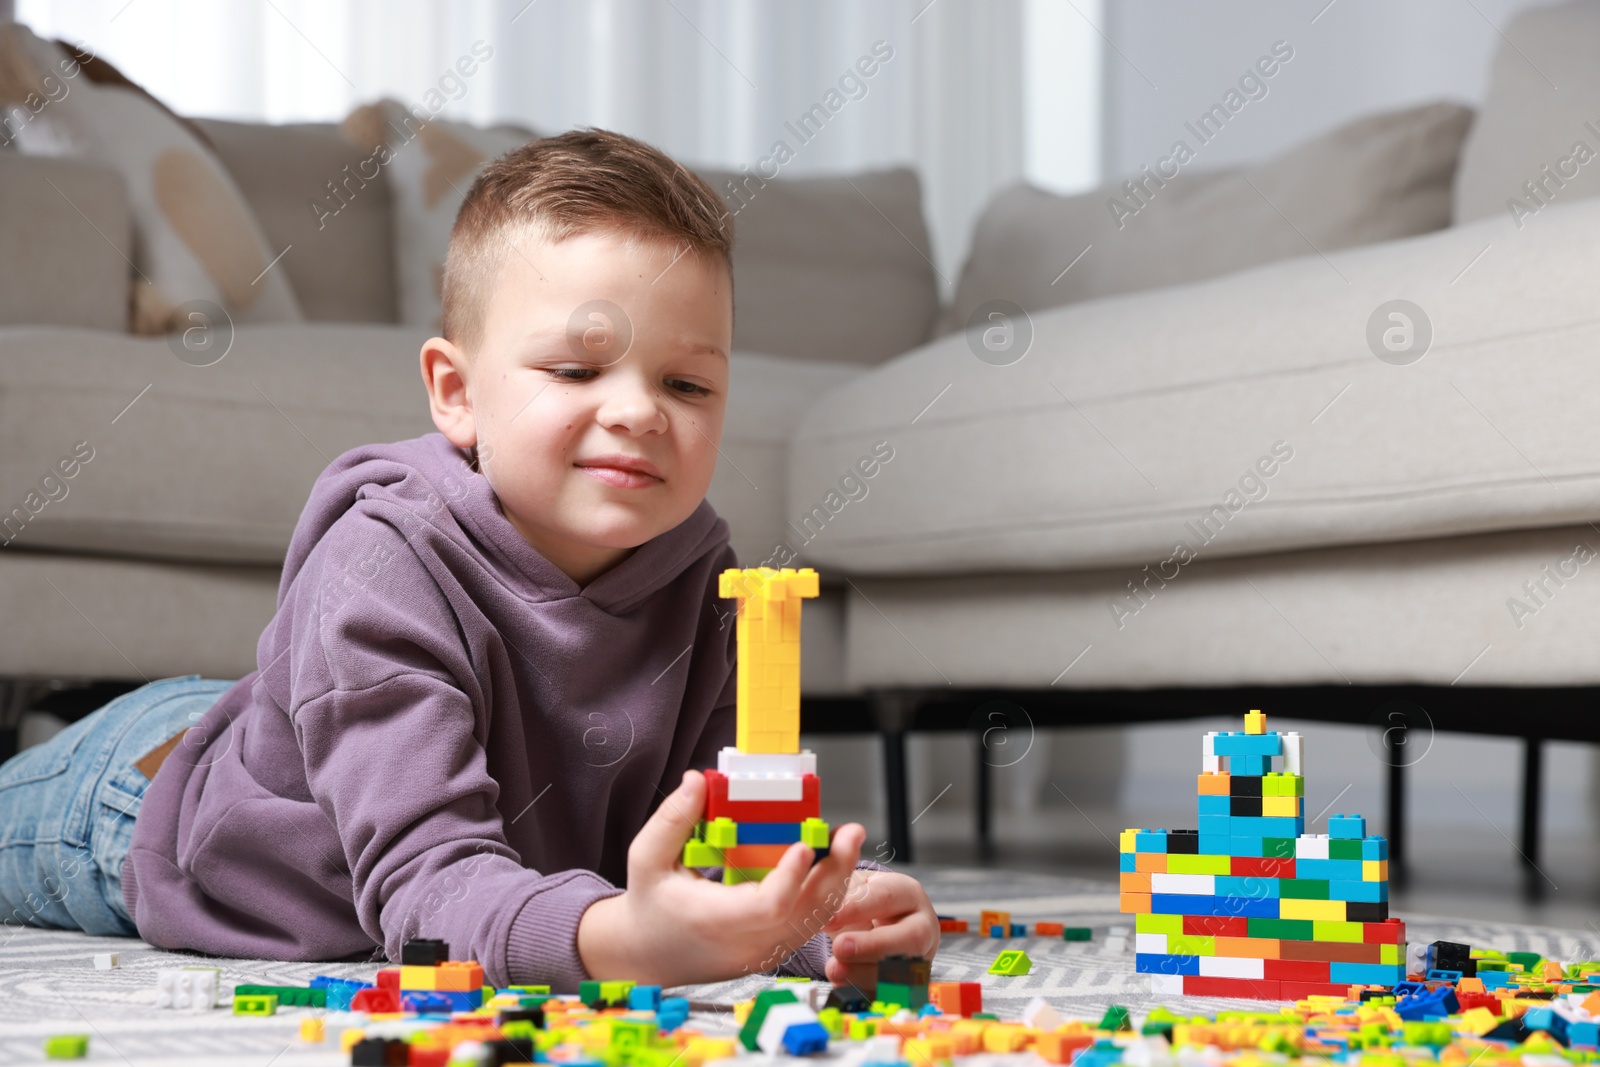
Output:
[0, 153, 130, 331]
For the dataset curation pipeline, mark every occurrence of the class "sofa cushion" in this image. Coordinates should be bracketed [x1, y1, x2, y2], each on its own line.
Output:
[1453, 0, 1600, 227]
[0, 154, 129, 330]
[704, 353, 867, 568]
[0, 23, 303, 333]
[193, 118, 399, 325]
[695, 166, 942, 366]
[343, 99, 535, 333]
[788, 194, 1600, 576]
[945, 101, 1472, 335]
[0, 324, 435, 565]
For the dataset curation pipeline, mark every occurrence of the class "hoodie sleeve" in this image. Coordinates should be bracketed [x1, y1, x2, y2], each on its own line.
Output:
[282, 507, 619, 991]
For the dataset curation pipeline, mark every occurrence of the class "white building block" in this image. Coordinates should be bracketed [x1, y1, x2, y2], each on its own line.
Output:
[1202, 754, 1223, 773]
[93, 953, 119, 969]
[1283, 732, 1303, 775]
[1148, 973, 1185, 995]
[725, 776, 805, 801]
[1150, 873, 1215, 896]
[1135, 932, 1168, 955]
[155, 968, 218, 1010]
[718, 748, 816, 777]
[756, 1002, 820, 1055]
[1199, 955, 1265, 980]
[1295, 834, 1329, 859]
[1105, 935, 1128, 952]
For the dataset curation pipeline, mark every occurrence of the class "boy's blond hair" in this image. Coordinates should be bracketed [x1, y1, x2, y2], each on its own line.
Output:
[442, 127, 734, 357]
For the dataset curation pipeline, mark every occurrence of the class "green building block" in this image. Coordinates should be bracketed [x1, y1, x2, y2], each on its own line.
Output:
[609, 1019, 656, 1049]
[682, 840, 724, 867]
[232, 994, 277, 1016]
[578, 980, 602, 1006]
[1063, 927, 1092, 941]
[1141, 1006, 1178, 1037]
[1329, 839, 1363, 860]
[1262, 838, 1296, 858]
[801, 817, 830, 848]
[1280, 879, 1330, 900]
[503, 984, 551, 996]
[739, 989, 800, 1051]
[848, 1017, 878, 1039]
[44, 1035, 88, 1059]
[775, 976, 810, 984]
[705, 817, 739, 848]
[817, 1007, 843, 1037]
[234, 984, 326, 1008]
[598, 979, 635, 1005]
[987, 949, 1031, 976]
[876, 981, 928, 1011]
[723, 866, 770, 885]
[1099, 1005, 1132, 1032]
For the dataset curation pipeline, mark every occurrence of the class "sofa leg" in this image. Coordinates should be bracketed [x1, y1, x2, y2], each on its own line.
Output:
[1386, 734, 1407, 889]
[975, 739, 993, 860]
[870, 690, 919, 865]
[0, 678, 56, 764]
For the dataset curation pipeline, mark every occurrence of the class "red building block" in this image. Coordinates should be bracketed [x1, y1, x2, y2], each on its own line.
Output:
[1034, 922, 1065, 937]
[375, 969, 400, 992]
[704, 771, 820, 822]
[1280, 982, 1356, 1000]
[1183, 915, 1249, 937]
[351, 987, 400, 1013]
[938, 918, 969, 933]
[1231, 857, 1295, 878]
[1265, 959, 1332, 983]
[1363, 918, 1405, 944]
[1183, 976, 1282, 1000]
[928, 981, 983, 1017]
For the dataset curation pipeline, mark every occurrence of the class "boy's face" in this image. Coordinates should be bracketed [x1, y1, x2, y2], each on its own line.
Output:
[422, 228, 732, 587]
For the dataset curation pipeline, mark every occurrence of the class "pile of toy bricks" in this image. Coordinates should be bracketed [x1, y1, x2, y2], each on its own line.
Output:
[937, 910, 1094, 941]
[1119, 710, 1406, 999]
[683, 567, 831, 883]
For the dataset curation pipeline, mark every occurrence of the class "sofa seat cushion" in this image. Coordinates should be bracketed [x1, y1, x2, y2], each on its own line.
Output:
[842, 523, 1600, 690]
[0, 324, 436, 565]
[788, 195, 1600, 576]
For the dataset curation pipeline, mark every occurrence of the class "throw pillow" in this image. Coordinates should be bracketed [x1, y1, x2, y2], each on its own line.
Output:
[945, 100, 1473, 335]
[0, 22, 303, 333]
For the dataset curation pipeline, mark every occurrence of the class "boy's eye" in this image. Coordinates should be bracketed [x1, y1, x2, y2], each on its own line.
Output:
[547, 368, 596, 382]
[666, 379, 713, 398]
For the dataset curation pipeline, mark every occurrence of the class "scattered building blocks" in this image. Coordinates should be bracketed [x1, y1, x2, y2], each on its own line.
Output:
[1064, 927, 1093, 941]
[401, 938, 450, 966]
[92, 953, 118, 970]
[299, 1017, 324, 1043]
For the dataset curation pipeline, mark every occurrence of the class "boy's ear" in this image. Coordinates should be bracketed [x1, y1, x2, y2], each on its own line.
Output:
[420, 336, 476, 450]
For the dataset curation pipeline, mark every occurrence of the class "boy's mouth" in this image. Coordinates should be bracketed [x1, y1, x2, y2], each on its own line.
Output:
[575, 454, 664, 488]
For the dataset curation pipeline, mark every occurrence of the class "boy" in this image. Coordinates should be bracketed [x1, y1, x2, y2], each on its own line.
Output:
[0, 129, 937, 992]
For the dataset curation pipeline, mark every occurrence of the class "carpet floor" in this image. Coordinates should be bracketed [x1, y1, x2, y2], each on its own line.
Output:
[0, 865, 1593, 1064]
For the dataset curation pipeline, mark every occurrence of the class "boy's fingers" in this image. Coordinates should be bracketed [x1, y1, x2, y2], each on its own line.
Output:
[824, 871, 920, 932]
[830, 910, 939, 962]
[629, 771, 706, 877]
[748, 841, 813, 917]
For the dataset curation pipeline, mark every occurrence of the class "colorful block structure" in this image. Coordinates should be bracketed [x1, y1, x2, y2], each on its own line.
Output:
[1119, 710, 1406, 999]
[684, 567, 830, 884]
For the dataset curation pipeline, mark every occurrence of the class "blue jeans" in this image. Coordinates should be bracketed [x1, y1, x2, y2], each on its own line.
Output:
[0, 674, 233, 937]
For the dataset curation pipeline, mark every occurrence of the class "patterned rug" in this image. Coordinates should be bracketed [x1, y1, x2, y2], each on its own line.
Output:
[0, 865, 1594, 1064]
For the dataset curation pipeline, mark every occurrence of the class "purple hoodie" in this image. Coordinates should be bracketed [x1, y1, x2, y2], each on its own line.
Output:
[122, 432, 834, 989]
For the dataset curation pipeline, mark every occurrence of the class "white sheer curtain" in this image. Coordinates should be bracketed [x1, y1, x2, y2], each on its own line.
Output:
[14, 0, 1101, 295]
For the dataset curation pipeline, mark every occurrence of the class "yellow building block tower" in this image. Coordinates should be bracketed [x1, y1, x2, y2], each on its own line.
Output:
[721, 566, 819, 754]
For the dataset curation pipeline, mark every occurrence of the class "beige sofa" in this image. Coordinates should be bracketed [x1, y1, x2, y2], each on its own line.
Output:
[4, 3, 1600, 869]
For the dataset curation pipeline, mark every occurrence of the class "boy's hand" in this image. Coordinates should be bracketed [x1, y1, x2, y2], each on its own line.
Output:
[820, 868, 940, 993]
[577, 770, 866, 986]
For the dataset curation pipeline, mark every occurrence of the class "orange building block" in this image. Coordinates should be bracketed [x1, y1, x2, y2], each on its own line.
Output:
[978, 910, 1011, 934]
[1198, 773, 1231, 795]
[1119, 892, 1152, 914]
[1134, 853, 1167, 874]
[1035, 1030, 1096, 1064]
[1119, 872, 1151, 893]
[1034, 922, 1065, 936]
[435, 961, 484, 992]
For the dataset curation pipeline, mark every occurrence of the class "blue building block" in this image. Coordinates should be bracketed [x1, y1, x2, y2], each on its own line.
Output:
[1216, 876, 1280, 898]
[1135, 953, 1200, 976]
[1227, 816, 1303, 838]
[1120, 853, 1137, 872]
[1329, 962, 1405, 985]
[1361, 836, 1388, 860]
[1230, 755, 1272, 776]
[1567, 1021, 1599, 1047]
[401, 992, 454, 1014]
[988, 925, 1006, 938]
[1151, 893, 1277, 918]
[1478, 971, 1514, 991]
[1212, 733, 1283, 757]
[1228, 836, 1265, 857]
[1075, 1040, 1127, 1067]
[658, 997, 690, 1031]
[1394, 987, 1459, 1021]
[1135, 831, 1168, 852]
[1010, 923, 1026, 937]
[780, 1021, 830, 1055]
[1294, 858, 1365, 880]
[1198, 814, 1232, 836]
[1328, 880, 1387, 902]
[1426, 969, 1464, 982]
[1198, 795, 1231, 815]
[738, 823, 803, 844]
[310, 977, 370, 1012]
[1327, 814, 1367, 839]
[629, 985, 662, 1011]
[437, 989, 483, 1011]
[1198, 834, 1235, 855]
